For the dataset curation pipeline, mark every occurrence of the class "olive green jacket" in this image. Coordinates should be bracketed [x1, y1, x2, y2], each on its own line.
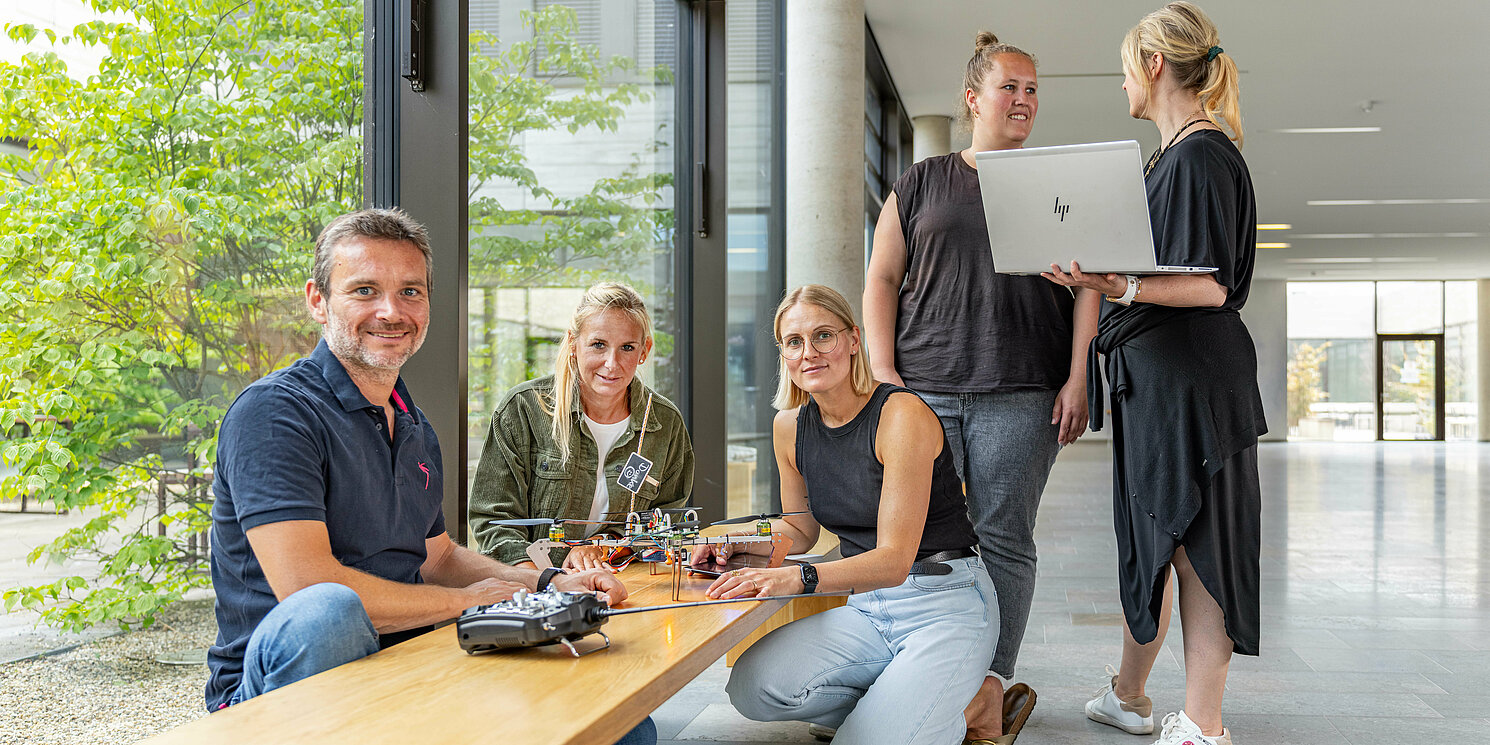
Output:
[468, 375, 694, 565]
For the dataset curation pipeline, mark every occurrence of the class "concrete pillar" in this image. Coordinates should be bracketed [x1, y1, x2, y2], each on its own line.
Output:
[785, 0, 866, 318]
[1478, 279, 1490, 441]
[911, 115, 952, 163]
[1241, 279, 1288, 441]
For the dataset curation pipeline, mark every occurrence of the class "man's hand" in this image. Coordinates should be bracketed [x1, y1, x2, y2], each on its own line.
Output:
[552, 567, 629, 605]
[562, 545, 616, 573]
[456, 578, 528, 608]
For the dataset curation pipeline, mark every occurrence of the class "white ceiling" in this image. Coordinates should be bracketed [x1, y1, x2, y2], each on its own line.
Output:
[863, 0, 1490, 281]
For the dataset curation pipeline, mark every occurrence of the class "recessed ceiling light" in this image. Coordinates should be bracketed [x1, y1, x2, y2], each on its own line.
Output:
[1307, 198, 1490, 206]
[1289, 232, 1484, 239]
[1273, 127, 1381, 134]
[1256, 224, 1291, 230]
[1256, 242, 1291, 249]
[1284, 257, 1371, 263]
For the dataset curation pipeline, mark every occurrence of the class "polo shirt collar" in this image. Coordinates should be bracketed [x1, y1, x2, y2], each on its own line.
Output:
[311, 339, 415, 414]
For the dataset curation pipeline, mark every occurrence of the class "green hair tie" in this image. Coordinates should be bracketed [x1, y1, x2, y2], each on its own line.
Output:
[1207, 46, 1223, 62]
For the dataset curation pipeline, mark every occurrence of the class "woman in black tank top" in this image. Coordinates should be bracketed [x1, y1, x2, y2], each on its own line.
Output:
[691, 285, 998, 745]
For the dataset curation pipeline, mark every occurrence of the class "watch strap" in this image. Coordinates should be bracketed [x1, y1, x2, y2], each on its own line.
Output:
[1109, 274, 1139, 306]
[535, 566, 566, 592]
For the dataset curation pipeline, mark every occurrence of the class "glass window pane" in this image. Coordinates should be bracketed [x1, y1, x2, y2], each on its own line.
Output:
[466, 0, 680, 488]
[1445, 281, 1477, 440]
[1287, 282, 1375, 440]
[725, 0, 779, 516]
[1, 0, 363, 627]
[1376, 281, 1443, 334]
[1380, 338, 1438, 440]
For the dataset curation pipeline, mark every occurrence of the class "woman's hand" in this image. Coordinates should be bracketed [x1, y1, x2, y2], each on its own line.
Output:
[1052, 378, 1089, 445]
[688, 534, 743, 569]
[705, 566, 804, 599]
[1042, 261, 1125, 296]
[562, 544, 616, 573]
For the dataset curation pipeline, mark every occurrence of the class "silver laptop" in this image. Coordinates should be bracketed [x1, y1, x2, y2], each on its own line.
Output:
[973, 140, 1216, 275]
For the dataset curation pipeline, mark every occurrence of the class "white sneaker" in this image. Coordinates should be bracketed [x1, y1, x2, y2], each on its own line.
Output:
[1084, 665, 1154, 734]
[1152, 711, 1230, 745]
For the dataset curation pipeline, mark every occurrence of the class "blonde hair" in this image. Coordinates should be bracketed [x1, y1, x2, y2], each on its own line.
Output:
[958, 31, 1038, 125]
[771, 285, 876, 411]
[545, 282, 653, 464]
[1121, 2, 1243, 145]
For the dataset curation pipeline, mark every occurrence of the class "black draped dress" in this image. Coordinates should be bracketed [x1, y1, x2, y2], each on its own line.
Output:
[1086, 129, 1266, 655]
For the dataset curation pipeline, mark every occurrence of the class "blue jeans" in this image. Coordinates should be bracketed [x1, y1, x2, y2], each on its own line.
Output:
[726, 557, 998, 745]
[226, 583, 657, 745]
[917, 389, 1061, 678]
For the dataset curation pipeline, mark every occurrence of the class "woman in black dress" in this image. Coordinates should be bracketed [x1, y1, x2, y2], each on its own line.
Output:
[1044, 4, 1264, 744]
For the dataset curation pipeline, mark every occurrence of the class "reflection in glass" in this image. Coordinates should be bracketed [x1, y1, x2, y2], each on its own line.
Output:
[465, 1, 678, 482]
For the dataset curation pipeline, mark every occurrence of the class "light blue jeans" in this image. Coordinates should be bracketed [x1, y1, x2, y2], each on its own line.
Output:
[227, 582, 657, 745]
[726, 557, 998, 745]
[917, 389, 1062, 678]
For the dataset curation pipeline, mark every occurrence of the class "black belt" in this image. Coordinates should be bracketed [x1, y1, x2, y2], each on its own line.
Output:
[908, 547, 977, 576]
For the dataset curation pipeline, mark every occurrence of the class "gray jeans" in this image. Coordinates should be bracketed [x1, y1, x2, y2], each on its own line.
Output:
[917, 389, 1062, 678]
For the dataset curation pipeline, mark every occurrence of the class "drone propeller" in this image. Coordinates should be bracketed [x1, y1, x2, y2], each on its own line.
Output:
[710, 511, 809, 527]
[487, 517, 624, 527]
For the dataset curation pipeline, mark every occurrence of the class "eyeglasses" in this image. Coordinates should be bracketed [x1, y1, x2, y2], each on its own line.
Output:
[777, 327, 849, 360]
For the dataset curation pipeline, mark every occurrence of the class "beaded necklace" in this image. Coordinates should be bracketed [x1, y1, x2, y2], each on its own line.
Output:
[1144, 115, 1210, 177]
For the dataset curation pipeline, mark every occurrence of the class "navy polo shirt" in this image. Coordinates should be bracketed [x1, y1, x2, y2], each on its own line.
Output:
[205, 340, 445, 711]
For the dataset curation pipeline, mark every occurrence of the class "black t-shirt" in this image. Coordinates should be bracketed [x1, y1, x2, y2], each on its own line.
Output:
[795, 384, 977, 559]
[893, 152, 1076, 393]
[1100, 130, 1256, 328]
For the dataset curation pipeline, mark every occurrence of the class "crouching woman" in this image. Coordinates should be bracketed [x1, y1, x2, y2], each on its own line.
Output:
[694, 284, 997, 745]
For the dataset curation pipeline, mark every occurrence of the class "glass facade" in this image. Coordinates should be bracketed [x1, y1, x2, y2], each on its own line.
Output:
[1288, 281, 1477, 442]
[464, 1, 681, 484]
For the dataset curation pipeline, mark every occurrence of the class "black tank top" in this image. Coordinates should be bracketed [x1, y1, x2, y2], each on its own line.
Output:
[795, 384, 977, 559]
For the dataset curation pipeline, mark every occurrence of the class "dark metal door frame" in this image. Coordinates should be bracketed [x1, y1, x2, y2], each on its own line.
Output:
[1375, 333, 1446, 441]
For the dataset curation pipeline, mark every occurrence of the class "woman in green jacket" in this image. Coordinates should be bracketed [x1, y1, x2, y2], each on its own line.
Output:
[469, 282, 694, 570]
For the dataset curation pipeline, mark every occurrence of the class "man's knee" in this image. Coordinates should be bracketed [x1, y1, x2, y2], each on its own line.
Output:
[248, 583, 377, 677]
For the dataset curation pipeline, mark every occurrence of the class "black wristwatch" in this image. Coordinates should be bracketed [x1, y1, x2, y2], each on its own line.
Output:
[798, 563, 819, 594]
[535, 566, 567, 592]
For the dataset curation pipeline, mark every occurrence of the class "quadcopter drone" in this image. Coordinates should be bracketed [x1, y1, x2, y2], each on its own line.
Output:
[489, 508, 808, 600]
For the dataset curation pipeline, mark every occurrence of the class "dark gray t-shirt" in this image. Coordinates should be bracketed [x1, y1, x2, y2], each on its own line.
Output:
[893, 152, 1076, 393]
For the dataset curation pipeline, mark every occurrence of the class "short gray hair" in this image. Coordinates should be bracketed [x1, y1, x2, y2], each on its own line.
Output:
[312, 208, 433, 294]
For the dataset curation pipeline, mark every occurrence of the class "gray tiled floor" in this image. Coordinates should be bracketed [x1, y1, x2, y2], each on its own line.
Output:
[654, 441, 1490, 743]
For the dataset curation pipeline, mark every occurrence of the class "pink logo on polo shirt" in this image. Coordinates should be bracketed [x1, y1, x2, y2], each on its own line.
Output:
[418, 462, 430, 489]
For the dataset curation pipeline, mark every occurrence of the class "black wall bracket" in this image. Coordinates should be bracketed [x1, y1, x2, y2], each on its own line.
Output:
[399, 0, 428, 92]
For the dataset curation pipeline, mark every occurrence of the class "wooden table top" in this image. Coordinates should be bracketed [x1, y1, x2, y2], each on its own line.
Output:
[142, 563, 788, 745]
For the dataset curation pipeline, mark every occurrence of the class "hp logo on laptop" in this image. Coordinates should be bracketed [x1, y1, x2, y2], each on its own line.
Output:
[1053, 197, 1070, 222]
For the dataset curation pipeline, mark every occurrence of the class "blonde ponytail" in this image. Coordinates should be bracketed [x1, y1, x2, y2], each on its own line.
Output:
[1121, 2, 1244, 145]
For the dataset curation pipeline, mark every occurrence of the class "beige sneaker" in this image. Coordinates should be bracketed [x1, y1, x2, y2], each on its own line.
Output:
[1084, 665, 1154, 735]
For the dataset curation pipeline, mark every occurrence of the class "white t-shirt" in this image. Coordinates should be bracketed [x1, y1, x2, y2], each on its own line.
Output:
[582, 414, 631, 533]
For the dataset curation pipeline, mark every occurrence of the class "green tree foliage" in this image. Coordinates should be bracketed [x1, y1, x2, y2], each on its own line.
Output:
[1286, 341, 1329, 429]
[1, 1, 672, 632]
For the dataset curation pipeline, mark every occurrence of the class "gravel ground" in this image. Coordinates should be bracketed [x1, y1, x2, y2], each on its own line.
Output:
[0, 599, 215, 745]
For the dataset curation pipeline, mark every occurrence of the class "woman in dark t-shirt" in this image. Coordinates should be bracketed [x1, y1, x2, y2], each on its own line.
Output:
[694, 285, 995, 745]
[863, 33, 1100, 740]
[1045, 4, 1265, 744]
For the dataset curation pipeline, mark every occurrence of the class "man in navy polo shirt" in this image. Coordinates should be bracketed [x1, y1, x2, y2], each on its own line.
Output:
[206, 209, 652, 743]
